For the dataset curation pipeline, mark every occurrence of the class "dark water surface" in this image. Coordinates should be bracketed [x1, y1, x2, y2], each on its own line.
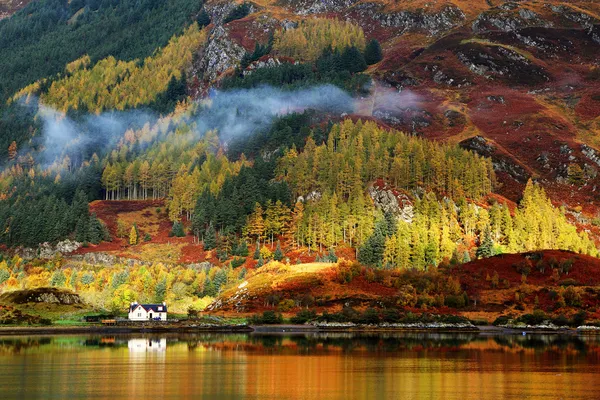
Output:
[1, 332, 600, 399]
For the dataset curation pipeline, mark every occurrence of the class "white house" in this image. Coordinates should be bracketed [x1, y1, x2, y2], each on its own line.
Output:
[128, 302, 168, 321]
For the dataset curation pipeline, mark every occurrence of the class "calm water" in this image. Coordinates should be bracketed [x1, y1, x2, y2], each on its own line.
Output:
[1, 332, 600, 399]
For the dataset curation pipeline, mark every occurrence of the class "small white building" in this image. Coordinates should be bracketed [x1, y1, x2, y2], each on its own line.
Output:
[128, 302, 168, 321]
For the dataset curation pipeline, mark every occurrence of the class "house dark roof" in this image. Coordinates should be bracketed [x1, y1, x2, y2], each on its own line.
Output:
[129, 303, 168, 313]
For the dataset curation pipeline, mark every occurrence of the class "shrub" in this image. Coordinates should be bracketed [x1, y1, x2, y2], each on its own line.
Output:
[492, 315, 511, 326]
[560, 258, 574, 275]
[360, 308, 380, 324]
[514, 260, 532, 276]
[445, 294, 466, 308]
[571, 311, 587, 327]
[290, 309, 317, 324]
[188, 306, 199, 319]
[518, 309, 547, 326]
[552, 314, 569, 326]
[277, 299, 296, 312]
[382, 308, 400, 323]
[249, 311, 283, 324]
[144, 233, 152, 242]
[563, 286, 582, 306]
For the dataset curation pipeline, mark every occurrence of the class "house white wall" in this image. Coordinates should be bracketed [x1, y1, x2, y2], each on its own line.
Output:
[128, 304, 167, 321]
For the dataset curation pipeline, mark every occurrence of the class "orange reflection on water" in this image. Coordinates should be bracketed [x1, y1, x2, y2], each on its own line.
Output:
[1, 333, 600, 399]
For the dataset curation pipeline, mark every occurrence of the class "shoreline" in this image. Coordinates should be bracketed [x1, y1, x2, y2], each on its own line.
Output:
[0, 324, 589, 336]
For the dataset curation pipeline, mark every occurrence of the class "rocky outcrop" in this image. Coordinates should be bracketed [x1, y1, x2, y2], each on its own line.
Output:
[18, 240, 81, 260]
[581, 144, 600, 168]
[472, 7, 551, 33]
[549, 4, 600, 44]
[460, 136, 530, 183]
[0, 287, 82, 305]
[280, 0, 361, 16]
[457, 43, 550, 85]
[355, 3, 465, 36]
[368, 183, 413, 223]
[195, 25, 246, 82]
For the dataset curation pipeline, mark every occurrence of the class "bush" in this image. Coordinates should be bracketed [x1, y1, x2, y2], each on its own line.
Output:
[249, 311, 283, 325]
[445, 294, 466, 308]
[560, 258, 574, 275]
[290, 309, 317, 324]
[517, 309, 547, 326]
[552, 314, 569, 326]
[277, 299, 296, 312]
[563, 286, 582, 306]
[188, 306, 199, 319]
[360, 308, 380, 324]
[571, 311, 587, 327]
[514, 260, 532, 276]
[144, 233, 152, 242]
[382, 308, 400, 323]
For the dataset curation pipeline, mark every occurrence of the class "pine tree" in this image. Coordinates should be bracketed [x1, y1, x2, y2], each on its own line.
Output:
[171, 221, 185, 237]
[236, 240, 249, 257]
[197, 9, 211, 27]
[274, 241, 283, 261]
[358, 227, 385, 268]
[364, 39, 383, 65]
[253, 241, 260, 259]
[475, 228, 494, 259]
[204, 223, 216, 250]
[341, 46, 367, 73]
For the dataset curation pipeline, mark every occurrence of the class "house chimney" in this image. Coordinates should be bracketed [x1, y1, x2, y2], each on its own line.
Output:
[163, 302, 166, 306]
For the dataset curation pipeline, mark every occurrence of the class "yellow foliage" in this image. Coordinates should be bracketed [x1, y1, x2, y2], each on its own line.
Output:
[129, 226, 138, 245]
[274, 18, 365, 61]
[31, 24, 207, 113]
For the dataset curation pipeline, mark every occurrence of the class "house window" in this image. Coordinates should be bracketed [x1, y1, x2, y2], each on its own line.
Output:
[158, 306, 163, 311]
[138, 313, 141, 317]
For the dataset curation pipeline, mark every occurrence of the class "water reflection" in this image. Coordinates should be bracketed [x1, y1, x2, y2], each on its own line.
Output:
[1, 332, 600, 399]
[0, 332, 599, 354]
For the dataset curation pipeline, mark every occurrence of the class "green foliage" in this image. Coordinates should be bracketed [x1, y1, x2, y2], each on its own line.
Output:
[203, 224, 216, 250]
[196, 9, 211, 28]
[221, 53, 371, 95]
[364, 39, 383, 65]
[233, 240, 249, 257]
[231, 257, 246, 268]
[170, 221, 186, 237]
[0, 0, 201, 103]
[290, 309, 317, 324]
[154, 278, 167, 302]
[0, 268, 10, 285]
[50, 270, 66, 287]
[274, 242, 284, 261]
[358, 225, 386, 268]
[341, 46, 367, 73]
[248, 310, 283, 324]
[223, 2, 251, 24]
[111, 271, 129, 289]
[476, 229, 495, 259]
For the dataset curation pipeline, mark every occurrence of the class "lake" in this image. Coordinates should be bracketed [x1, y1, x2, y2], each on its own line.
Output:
[1, 332, 600, 399]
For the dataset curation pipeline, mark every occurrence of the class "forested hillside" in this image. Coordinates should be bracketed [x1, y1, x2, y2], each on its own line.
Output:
[0, 0, 599, 321]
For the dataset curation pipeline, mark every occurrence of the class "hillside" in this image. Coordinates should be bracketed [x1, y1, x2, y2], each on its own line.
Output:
[0, 0, 599, 324]
[208, 250, 600, 324]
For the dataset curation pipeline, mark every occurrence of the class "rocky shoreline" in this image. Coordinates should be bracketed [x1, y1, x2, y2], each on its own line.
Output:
[1, 322, 594, 336]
